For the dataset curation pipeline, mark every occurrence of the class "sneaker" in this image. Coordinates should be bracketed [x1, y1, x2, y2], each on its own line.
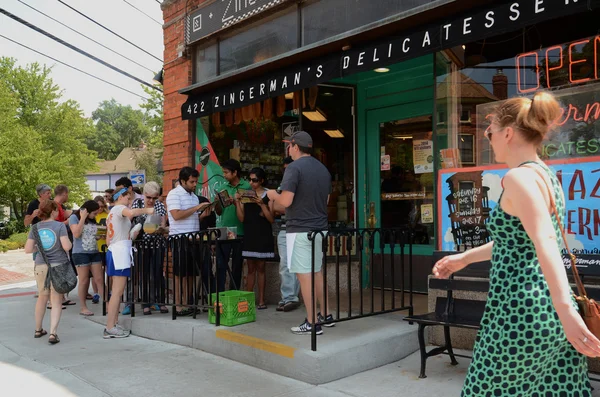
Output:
[318, 312, 336, 327]
[103, 327, 130, 339]
[122, 305, 131, 315]
[92, 294, 100, 304]
[291, 319, 323, 335]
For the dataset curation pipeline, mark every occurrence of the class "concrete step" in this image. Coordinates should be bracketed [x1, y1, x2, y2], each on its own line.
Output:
[89, 308, 418, 384]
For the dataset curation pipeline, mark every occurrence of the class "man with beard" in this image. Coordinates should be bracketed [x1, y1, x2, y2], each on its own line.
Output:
[166, 167, 212, 316]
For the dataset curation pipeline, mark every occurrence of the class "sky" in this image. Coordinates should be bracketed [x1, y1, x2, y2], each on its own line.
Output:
[0, 0, 164, 116]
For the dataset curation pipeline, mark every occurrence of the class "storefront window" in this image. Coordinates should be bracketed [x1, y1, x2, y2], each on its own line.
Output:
[302, 0, 433, 46]
[195, 85, 356, 228]
[219, 9, 297, 75]
[436, 11, 600, 168]
[436, 10, 600, 253]
[194, 42, 218, 83]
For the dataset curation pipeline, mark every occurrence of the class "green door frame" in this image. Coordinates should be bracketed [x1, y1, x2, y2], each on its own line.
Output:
[364, 103, 435, 257]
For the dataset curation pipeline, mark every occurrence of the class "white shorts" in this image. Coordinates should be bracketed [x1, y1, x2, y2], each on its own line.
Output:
[286, 232, 324, 274]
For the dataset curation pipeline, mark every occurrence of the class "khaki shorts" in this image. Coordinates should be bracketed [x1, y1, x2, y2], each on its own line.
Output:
[34, 264, 55, 295]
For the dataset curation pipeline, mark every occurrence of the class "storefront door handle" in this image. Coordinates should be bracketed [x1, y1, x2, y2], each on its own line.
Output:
[367, 202, 377, 229]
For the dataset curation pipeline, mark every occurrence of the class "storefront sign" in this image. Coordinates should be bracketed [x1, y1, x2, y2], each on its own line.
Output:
[413, 139, 434, 174]
[478, 82, 600, 162]
[187, 0, 290, 44]
[437, 157, 600, 271]
[517, 34, 600, 93]
[182, 0, 598, 119]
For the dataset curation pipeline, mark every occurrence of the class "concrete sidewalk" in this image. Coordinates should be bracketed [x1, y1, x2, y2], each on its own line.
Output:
[0, 283, 470, 397]
[2, 284, 599, 396]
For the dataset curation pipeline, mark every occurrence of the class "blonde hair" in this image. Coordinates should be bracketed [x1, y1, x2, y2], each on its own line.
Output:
[492, 91, 561, 145]
[143, 181, 161, 196]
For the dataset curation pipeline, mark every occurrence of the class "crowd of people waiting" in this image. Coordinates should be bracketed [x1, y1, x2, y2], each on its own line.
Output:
[24, 131, 338, 343]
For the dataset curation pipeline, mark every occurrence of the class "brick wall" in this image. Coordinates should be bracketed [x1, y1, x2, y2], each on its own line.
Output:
[161, 0, 206, 194]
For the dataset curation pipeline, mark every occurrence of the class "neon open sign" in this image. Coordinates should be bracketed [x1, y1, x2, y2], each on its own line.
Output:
[517, 35, 600, 93]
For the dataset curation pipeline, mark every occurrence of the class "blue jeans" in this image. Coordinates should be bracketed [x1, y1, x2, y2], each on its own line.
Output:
[278, 230, 300, 305]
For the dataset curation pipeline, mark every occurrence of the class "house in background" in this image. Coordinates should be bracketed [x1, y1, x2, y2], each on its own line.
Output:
[86, 145, 162, 197]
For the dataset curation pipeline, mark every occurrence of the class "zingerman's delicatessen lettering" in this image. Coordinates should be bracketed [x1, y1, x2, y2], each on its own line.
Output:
[182, 0, 591, 120]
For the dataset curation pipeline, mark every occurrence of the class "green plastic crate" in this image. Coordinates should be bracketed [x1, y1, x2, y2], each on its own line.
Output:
[208, 290, 256, 326]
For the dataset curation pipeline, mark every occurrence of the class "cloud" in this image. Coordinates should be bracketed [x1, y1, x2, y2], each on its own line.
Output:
[483, 172, 503, 205]
[564, 233, 585, 251]
[444, 227, 454, 243]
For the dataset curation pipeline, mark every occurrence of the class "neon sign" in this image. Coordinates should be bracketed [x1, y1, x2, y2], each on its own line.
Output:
[516, 35, 600, 93]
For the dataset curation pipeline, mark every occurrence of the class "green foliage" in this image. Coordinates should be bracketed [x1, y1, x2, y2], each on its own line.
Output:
[4, 219, 27, 236]
[140, 84, 164, 148]
[7, 232, 28, 247]
[134, 149, 163, 185]
[0, 57, 96, 220]
[89, 99, 152, 160]
[0, 240, 20, 252]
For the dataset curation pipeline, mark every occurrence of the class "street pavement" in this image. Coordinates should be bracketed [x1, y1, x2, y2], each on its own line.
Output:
[1, 249, 600, 396]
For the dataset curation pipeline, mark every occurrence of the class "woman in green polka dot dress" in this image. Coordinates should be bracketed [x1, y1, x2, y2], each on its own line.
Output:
[433, 92, 600, 396]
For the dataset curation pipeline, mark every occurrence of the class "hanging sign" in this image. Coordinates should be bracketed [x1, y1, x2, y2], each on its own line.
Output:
[182, 0, 598, 120]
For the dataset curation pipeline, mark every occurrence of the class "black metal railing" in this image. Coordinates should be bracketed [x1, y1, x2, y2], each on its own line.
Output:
[308, 228, 415, 351]
[103, 230, 237, 325]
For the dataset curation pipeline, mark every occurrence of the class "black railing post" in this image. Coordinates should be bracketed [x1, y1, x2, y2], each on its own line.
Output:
[346, 231, 353, 319]
[379, 230, 386, 312]
[358, 232, 364, 317]
[335, 232, 340, 321]
[389, 230, 396, 310]
[310, 231, 317, 352]
[408, 229, 414, 317]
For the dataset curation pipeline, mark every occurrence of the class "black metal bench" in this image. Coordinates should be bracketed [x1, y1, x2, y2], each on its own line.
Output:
[404, 251, 600, 380]
[404, 276, 489, 378]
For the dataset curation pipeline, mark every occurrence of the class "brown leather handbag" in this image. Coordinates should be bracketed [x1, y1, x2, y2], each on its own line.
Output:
[530, 165, 600, 337]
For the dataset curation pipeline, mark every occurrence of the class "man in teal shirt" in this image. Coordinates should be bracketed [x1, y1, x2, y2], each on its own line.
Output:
[215, 159, 250, 291]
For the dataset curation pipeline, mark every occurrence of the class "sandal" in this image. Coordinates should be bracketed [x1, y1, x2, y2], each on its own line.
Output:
[34, 329, 47, 338]
[176, 308, 193, 317]
[48, 334, 60, 344]
[159, 306, 169, 314]
[62, 300, 76, 306]
[86, 294, 93, 300]
[257, 304, 268, 310]
[79, 311, 94, 317]
[143, 308, 152, 315]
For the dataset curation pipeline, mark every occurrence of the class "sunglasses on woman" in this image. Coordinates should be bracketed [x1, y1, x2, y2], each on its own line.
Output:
[145, 195, 159, 201]
[484, 125, 493, 141]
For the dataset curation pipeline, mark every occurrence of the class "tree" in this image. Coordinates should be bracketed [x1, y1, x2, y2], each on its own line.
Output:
[89, 99, 151, 160]
[0, 58, 97, 220]
[134, 149, 162, 185]
[140, 84, 164, 148]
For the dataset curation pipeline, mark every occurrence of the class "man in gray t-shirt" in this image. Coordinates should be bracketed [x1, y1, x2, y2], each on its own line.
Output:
[268, 131, 333, 336]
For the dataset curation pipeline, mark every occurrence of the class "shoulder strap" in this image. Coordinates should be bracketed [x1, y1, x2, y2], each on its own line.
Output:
[32, 223, 51, 266]
[524, 164, 586, 298]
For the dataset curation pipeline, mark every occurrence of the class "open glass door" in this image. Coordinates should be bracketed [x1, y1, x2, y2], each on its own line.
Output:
[366, 103, 435, 292]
